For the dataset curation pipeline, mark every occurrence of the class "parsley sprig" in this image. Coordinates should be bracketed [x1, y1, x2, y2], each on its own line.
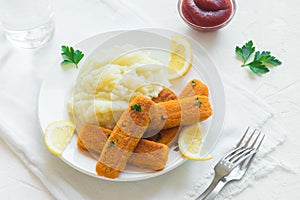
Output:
[61, 45, 84, 69]
[108, 141, 115, 147]
[130, 104, 142, 112]
[235, 40, 282, 75]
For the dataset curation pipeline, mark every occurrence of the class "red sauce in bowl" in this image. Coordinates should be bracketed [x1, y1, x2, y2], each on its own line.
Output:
[181, 0, 233, 28]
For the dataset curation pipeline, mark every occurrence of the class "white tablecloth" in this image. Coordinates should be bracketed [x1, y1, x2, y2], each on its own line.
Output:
[1, 0, 299, 199]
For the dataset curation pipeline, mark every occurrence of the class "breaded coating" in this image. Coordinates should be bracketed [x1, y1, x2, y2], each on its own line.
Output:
[129, 139, 169, 170]
[77, 124, 111, 155]
[147, 95, 212, 133]
[147, 88, 179, 146]
[77, 123, 169, 171]
[96, 96, 154, 178]
[148, 80, 210, 146]
[146, 127, 179, 147]
[152, 88, 178, 103]
[179, 79, 209, 98]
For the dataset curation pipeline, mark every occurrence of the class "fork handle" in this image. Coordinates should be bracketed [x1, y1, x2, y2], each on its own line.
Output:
[196, 174, 224, 200]
[205, 177, 228, 199]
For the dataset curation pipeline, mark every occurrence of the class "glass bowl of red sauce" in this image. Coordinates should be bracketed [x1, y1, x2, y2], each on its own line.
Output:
[178, 0, 236, 31]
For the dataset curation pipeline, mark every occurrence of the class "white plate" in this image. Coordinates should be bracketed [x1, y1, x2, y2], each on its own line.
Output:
[38, 29, 225, 181]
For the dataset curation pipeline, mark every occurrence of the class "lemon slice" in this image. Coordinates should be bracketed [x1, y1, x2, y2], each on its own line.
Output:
[178, 124, 212, 161]
[168, 35, 193, 80]
[44, 120, 75, 156]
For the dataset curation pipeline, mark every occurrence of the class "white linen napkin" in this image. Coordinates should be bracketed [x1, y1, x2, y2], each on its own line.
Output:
[0, 0, 288, 199]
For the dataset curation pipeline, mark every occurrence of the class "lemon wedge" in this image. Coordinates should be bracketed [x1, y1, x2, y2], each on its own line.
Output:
[44, 120, 75, 156]
[178, 124, 212, 161]
[168, 35, 193, 80]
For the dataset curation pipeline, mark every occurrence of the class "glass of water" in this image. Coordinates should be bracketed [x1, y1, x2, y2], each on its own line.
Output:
[0, 0, 55, 48]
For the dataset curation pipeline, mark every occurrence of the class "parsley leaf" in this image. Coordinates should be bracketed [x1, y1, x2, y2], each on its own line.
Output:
[155, 133, 162, 142]
[235, 40, 255, 64]
[254, 51, 282, 66]
[235, 41, 282, 75]
[108, 141, 115, 147]
[130, 104, 142, 112]
[197, 101, 202, 107]
[61, 45, 84, 69]
[247, 61, 269, 74]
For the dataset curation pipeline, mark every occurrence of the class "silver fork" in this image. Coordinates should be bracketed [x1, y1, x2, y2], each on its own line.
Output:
[196, 127, 265, 200]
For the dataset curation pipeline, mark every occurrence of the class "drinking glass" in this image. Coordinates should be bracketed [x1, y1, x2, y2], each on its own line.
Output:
[0, 0, 55, 48]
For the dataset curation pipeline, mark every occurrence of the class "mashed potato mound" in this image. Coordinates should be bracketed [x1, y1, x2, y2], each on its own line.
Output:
[70, 45, 170, 129]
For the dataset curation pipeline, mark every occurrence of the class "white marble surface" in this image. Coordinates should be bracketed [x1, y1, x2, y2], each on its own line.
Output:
[1, 0, 300, 199]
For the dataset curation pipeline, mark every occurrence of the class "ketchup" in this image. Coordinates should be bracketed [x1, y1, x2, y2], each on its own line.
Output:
[182, 0, 233, 27]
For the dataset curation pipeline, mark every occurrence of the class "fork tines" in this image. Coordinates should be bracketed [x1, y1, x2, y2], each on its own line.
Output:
[224, 127, 265, 164]
[236, 127, 265, 150]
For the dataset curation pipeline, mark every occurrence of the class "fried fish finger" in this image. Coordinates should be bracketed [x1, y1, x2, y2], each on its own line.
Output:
[148, 88, 179, 146]
[77, 123, 169, 171]
[179, 79, 209, 98]
[147, 95, 212, 133]
[148, 80, 210, 146]
[96, 96, 154, 178]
